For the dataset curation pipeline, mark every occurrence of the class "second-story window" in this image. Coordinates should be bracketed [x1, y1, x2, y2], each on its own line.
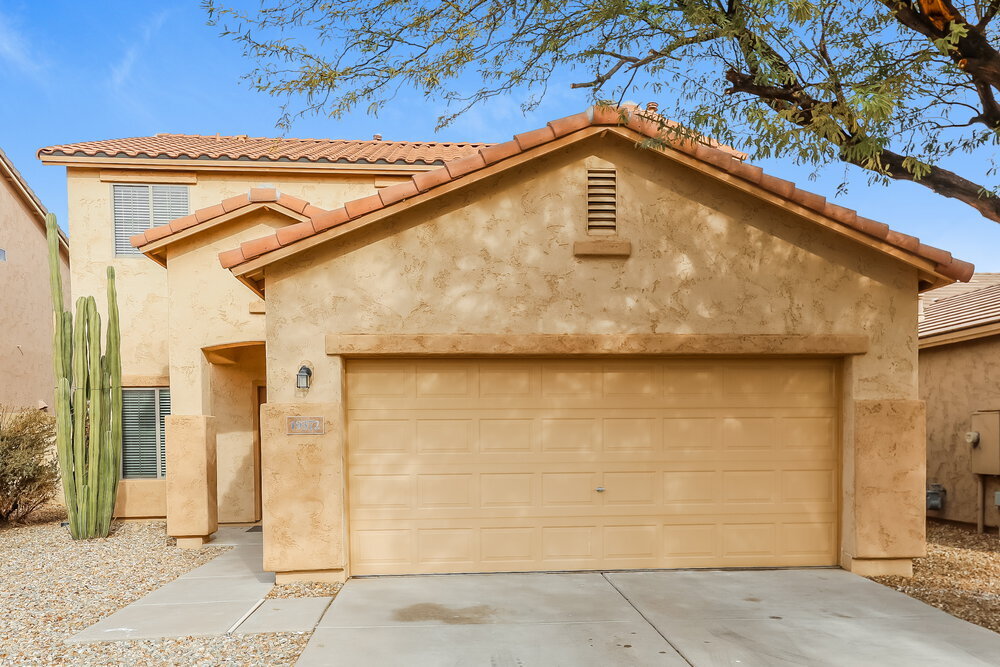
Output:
[113, 184, 189, 256]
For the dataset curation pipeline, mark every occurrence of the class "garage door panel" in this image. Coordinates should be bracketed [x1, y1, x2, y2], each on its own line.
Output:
[347, 358, 839, 575]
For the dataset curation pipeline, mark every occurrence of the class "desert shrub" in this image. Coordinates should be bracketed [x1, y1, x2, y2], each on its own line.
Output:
[0, 406, 60, 523]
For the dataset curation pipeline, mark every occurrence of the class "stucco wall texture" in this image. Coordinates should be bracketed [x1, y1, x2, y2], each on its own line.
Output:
[0, 177, 69, 410]
[66, 167, 396, 521]
[921, 336, 1000, 528]
[262, 135, 925, 576]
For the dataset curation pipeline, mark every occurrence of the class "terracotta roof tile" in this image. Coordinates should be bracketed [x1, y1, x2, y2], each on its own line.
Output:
[548, 113, 591, 138]
[276, 221, 317, 246]
[144, 105, 965, 285]
[195, 204, 226, 223]
[277, 193, 309, 214]
[515, 126, 556, 151]
[344, 194, 382, 219]
[218, 247, 246, 268]
[221, 194, 250, 212]
[249, 187, 278, 202]
[312, 208, 349, 232]
[131, 192, 329, 250]
[920, 281, 1000, 338]
[445, 153, 487, 179]
[39, 134, 489, 166]
[479, 140, 521, 166]
[379, 180, 420, 207]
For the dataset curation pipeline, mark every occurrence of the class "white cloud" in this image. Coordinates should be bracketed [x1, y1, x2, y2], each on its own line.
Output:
[0, 10, 47, 82]
[106, 10, 170, 123]
[109, 10, 169, 93]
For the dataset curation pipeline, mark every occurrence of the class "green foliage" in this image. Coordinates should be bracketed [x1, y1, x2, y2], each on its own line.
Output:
[205, 0, 1000, 221]
[0, 407, 60, 524]
[46, 214, 123, 540]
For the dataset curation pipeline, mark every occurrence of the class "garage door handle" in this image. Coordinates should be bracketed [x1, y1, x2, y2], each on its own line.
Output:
[595, 487, 605, 493]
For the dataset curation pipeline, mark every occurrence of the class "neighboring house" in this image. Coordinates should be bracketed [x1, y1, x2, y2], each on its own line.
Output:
[919, 274, 1000, 530]
[0, 147, 69, 411]
[40, 105, 973, 583]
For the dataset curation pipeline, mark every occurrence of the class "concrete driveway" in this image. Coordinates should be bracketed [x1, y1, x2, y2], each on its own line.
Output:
[297, 569, 1000, 666]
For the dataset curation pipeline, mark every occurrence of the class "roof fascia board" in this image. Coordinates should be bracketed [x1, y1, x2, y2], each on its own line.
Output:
[919, 320, 1000, 349]
[234, 125, 950, 288]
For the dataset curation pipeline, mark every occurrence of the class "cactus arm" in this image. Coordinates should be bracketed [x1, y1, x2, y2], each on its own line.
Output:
[71, 297, 88, 538]
[45, 214, 66, 383]
[104, 267, 123, 535]
[86, 297, 102, 537]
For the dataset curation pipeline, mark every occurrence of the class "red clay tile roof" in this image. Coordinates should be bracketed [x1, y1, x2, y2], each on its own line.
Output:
[39, 134, 489, 165]
[129, 187, 326, 251]
[920, 282, 1000, 338]
[205, 106, 972, 285]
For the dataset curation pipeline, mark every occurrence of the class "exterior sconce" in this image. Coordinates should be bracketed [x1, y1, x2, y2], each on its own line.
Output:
[296, 365, 313, 390]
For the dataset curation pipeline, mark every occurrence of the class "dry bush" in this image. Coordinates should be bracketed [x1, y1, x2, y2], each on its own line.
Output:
[0, 406, 60, 523]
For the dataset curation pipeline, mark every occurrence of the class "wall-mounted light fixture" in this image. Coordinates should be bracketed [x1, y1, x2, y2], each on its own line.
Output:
[296, 365, 313, 390]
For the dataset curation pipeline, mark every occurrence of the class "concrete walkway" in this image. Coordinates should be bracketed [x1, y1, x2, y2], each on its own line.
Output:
[69, 526, 331, 643]
[297, 569, 1000, 666]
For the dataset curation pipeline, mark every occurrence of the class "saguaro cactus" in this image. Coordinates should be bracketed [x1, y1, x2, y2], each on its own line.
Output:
[47, 214, 123, 539]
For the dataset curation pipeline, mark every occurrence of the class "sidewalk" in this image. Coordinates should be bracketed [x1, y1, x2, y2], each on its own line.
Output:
[69, 526, 331, 643]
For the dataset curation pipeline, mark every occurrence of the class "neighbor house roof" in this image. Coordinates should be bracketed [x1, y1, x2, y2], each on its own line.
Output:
[197, 106, 971, 293]
[38, 134, 489, 166]
[0, 146, 68, 255]
[919, 280, 1000, 347]
[919, 272, 1000, 310]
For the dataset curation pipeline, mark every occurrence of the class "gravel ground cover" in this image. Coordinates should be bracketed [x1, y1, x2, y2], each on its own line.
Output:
[0, 507, 311, 665]
[870, 519, 1000, 634]
[266, 581, 343, 600]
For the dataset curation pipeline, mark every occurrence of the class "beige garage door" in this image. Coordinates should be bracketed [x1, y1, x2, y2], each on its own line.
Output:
[346, 358, 839, 575]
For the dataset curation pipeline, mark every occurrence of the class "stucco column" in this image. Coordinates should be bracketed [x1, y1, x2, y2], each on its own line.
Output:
[842, 399, 926, 577]
[165, 415, 218, 547]
[261, 398, 347, 583]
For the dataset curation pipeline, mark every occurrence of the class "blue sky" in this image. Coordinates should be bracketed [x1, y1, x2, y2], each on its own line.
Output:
[2, 1, 998, 269]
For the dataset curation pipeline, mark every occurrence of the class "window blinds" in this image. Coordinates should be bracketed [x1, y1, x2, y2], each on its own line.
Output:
[121, 388, 170, 479]
[113, 184, 189, 255]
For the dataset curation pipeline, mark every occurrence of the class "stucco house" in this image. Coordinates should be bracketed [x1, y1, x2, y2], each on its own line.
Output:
[40, 105, 973, 583]
[920, 274, 1000, 531]
[0, 147, 70, 411]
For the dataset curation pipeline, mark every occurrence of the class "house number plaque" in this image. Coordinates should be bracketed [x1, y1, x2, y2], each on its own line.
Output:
[286, 416, 325, 435]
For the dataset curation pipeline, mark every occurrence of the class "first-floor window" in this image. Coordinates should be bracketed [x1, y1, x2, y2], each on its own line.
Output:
[122, 387, 170, 479]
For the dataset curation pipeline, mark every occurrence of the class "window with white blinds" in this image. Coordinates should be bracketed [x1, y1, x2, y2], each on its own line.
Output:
[121, 388, 170, 479]
[113, 184, 189, 256]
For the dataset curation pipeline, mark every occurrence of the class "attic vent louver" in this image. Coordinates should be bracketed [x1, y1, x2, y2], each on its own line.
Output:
[587, 168, 617, 235]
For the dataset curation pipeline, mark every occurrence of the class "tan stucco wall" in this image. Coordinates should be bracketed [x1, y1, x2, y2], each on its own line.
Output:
[64, 166, 404, 521]
[921, 336, 1000, 528]
[66, 167, 395, 382]
[114, 479, 166, 517]
[212, 346, 265, 523]
[262, 134, 924, 576]
[0, 177, 69, 410]
[261, 398, 346, 580]
[165, 414, 217, 539]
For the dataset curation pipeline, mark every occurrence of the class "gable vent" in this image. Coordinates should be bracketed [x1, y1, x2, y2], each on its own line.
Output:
[587, 168, 617, 235]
